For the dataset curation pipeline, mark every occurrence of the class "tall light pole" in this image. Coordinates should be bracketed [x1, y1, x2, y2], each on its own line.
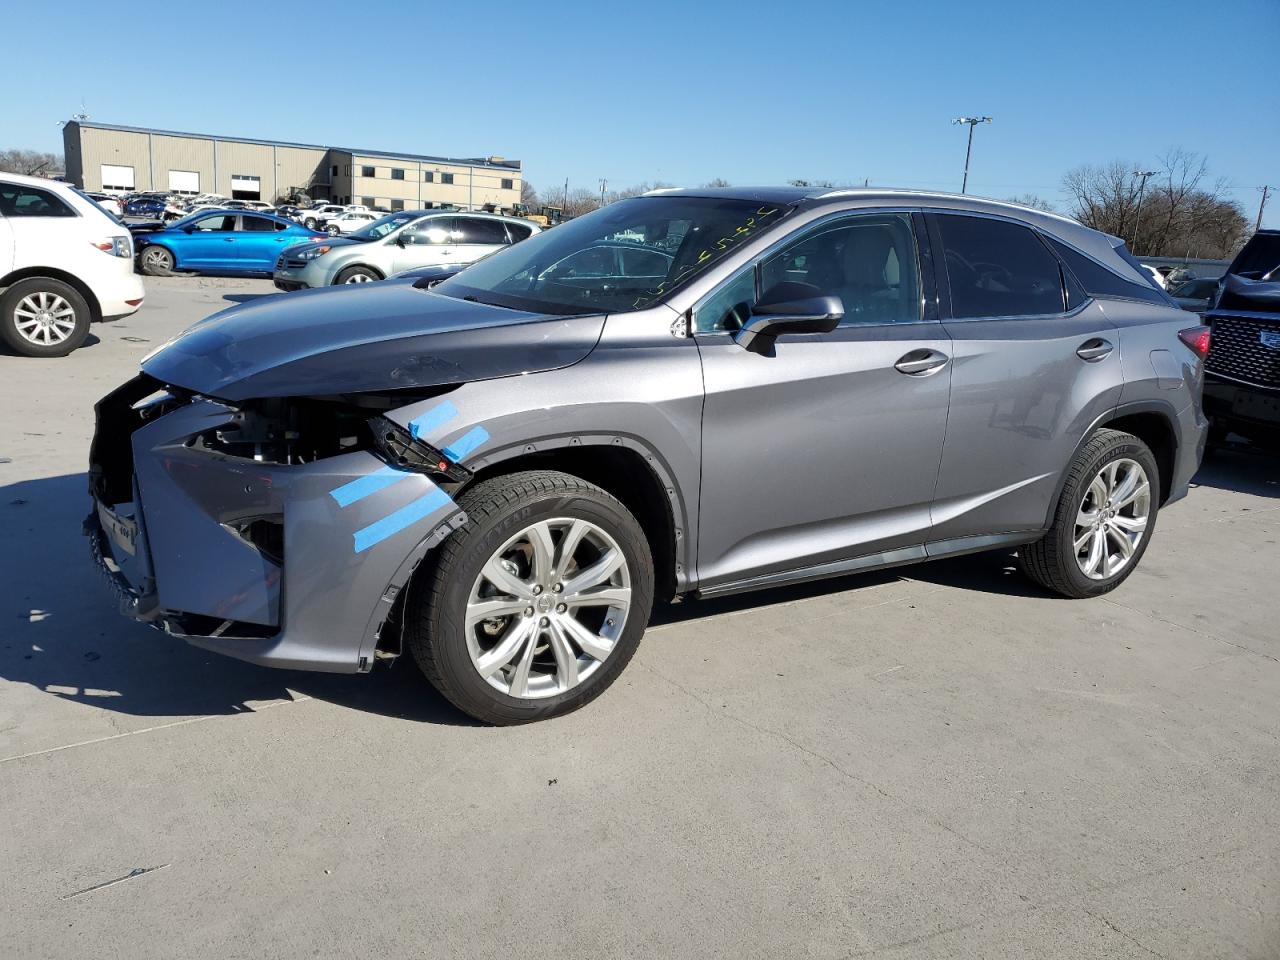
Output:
[599, 178, 607, 206]
[1257, 185, 1271, 232]
[951, 116, 992, 194]
[1130, 170, 1157, 253]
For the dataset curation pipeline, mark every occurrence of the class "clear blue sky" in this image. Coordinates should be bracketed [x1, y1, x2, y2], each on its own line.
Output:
[6, 0, 1278, 226]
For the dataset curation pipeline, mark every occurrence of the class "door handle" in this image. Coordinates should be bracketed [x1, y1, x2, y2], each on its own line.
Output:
[223, 238, 236, 243]
[894, 348, 949, 376]
[1076, 338, 1113, 362]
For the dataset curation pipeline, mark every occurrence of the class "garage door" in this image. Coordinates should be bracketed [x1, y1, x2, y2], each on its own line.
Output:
[231, 175, 261, 201]
[168, 170, 199, 195]
[100, 164, 135, 192]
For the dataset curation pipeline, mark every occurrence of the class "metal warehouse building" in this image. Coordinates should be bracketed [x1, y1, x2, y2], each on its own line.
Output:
[62, 120, 522, 212]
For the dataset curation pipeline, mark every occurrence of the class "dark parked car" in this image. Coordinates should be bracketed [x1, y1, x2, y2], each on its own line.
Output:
[88, 188, 1208, 724]
[1202, 229, 1280, 445]
[124, 197, 179, 220]
[134, 210, 326, 277]
[1168, 277, 1219, 313]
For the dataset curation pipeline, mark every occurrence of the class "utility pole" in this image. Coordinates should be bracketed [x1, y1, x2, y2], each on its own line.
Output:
[564, 177, 569, 207]
[599, 178, 607, 206]
[1130, 170, 1157, 254]
[951, 116, 992, 194]
[1257, 185, 1271, 232]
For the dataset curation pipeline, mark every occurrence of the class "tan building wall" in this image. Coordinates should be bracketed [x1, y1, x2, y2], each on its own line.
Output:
[63, 123, 520, 208]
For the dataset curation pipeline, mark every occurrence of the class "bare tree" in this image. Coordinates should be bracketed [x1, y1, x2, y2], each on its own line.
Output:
[0, 148, 63, 177]
[605, 181, 674, 202]
[1005, 194, 1057, 213]
[1062, 151, 1248, 259]
[787, 178, 836, 188]
[702, 178, 732, 188]
[520, 180, 538, 207]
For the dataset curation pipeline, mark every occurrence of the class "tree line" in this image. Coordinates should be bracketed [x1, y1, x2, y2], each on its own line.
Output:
[3, 144, 1252, 258]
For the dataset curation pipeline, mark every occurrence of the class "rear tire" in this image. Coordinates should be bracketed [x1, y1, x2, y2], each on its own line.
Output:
[140, 245, 175, 277]
[406, 470, 655, 725]
[304, 217, 318, 229]
[0, 278, 91, 357]
[1018, 429, 1159, 598]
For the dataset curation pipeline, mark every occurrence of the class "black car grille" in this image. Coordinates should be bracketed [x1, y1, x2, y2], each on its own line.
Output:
[277, 254, 307, 269]
[1206, 316, 1280, 388]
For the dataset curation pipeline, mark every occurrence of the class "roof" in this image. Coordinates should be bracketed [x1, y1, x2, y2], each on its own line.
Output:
[0, 170, 79, 190]
[67, 120, 520, 170]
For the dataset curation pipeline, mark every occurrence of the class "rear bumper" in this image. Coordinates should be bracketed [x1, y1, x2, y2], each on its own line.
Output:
[87, 377, 467, 673]
[1204, 372, 1280, 433]
[97, 271, 146, 320]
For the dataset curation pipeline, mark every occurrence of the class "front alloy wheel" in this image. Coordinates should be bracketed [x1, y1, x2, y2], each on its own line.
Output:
[407, 470, 654, 724]
[466, 518, 631, 698]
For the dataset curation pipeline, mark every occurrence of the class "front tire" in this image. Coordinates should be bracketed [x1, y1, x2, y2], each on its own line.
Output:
[406, 470, 655, 725]
[304, 217, 318, 229]
[0, 278, 91, 357]
[140, 245, 175, 277]
[1018, 429, 1159, 598]
[334, 265, 382, 284]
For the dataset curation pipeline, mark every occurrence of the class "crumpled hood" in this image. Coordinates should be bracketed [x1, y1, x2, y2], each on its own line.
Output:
[142, 282, 605, 401]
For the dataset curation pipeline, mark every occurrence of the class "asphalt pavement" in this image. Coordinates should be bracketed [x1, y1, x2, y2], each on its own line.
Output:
[1, 275, 1277, 959]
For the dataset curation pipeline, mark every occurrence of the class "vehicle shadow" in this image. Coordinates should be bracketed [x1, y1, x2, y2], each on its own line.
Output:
[222, 293, 276, 304]
[1192, 443, 1279, 499]
[0, 473, 476, 726]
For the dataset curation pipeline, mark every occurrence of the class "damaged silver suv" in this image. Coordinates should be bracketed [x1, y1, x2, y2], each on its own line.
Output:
[88, 188, 1209, 724]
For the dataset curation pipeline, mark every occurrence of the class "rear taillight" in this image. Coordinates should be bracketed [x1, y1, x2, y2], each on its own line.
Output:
[92, 236, 132, 258]
[1178, 326, 1211, 358]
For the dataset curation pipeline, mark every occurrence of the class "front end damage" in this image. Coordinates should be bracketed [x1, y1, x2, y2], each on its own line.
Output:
[86, 375, 472, 672]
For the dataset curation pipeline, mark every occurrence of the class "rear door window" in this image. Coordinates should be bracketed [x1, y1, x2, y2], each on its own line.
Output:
[0, 183, 76, 218]
[935, 214, 1065, 318]
[240, 215, 275, 232]
[456, 218, 511, 245]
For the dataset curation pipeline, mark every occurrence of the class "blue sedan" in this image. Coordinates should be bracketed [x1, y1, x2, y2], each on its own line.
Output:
[135, 210, 326, 277]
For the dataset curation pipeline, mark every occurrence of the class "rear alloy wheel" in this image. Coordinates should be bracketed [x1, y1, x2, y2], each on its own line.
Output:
[1018, 429, 1159, 598]
[335, 266, 381, 285]
[407, 470, 654, 724]
[0, 278, 91, 357]
[304, 217, 318, 229]
[140, 245, 175, 277]
[326, 224, 340, 236]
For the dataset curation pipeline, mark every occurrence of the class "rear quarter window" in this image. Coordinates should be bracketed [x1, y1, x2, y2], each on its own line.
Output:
[0, 183, 77, 218]
[1045, 237, 1170, 306]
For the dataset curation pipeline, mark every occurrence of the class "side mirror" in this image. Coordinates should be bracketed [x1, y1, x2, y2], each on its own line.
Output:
[733, 281, 843, 354]
[183, 226, 195, 234]
[394, 232, 410, 246]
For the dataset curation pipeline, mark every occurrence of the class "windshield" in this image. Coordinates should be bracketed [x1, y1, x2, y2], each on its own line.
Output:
[435, 196, 792, 315]
[350, 211, 422, 241]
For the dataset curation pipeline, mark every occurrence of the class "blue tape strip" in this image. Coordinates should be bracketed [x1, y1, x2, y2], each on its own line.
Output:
[353, 486, 454, 553]
[409, 400, 458, 439]
[442, 426, 490, 462]
[329, 465, 412, 508]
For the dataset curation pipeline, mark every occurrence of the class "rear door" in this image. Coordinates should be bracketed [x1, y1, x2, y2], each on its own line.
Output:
[694, 210, 954, 589]
[236, 214, 286, 271]
[927, 211, 1123, 543]
[0, 206, 13, 275]
[453, 217, 510, 266]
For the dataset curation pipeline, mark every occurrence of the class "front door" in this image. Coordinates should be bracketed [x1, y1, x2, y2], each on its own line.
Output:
[181, 213, 239, 269]
[388, 216, 457, 273]
[926, 212, 1124, 542]
[694, 211, 953, 589]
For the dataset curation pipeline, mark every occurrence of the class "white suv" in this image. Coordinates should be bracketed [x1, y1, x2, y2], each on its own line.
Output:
[0, 173, 145, 357]
[300, 204, 367, 229]
[321, 210, 379, 235]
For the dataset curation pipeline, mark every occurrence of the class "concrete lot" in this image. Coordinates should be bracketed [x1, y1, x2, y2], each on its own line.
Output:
[1, 276, 1278, 959]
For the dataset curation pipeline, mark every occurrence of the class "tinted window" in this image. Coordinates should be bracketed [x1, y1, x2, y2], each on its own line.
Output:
[361, 166, 375, 177]
[502, 178, 514, 190]
[390, 199, 405, 212]
[241, 215, 275, 232]
[456, 218, 509, 245]
[191, 215, 236, 232]
[0, 184, 76, 218]
[936, 215, 1065, 318]
[1045, 237, 1168, 306]
[424, 172, 434, 183]
[442, 173, 455, 185]
[274, 219, 292, 232]
[506, 222, 533, 242]
[391, 168, 405, 181]
[760, 213, 921, 325]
